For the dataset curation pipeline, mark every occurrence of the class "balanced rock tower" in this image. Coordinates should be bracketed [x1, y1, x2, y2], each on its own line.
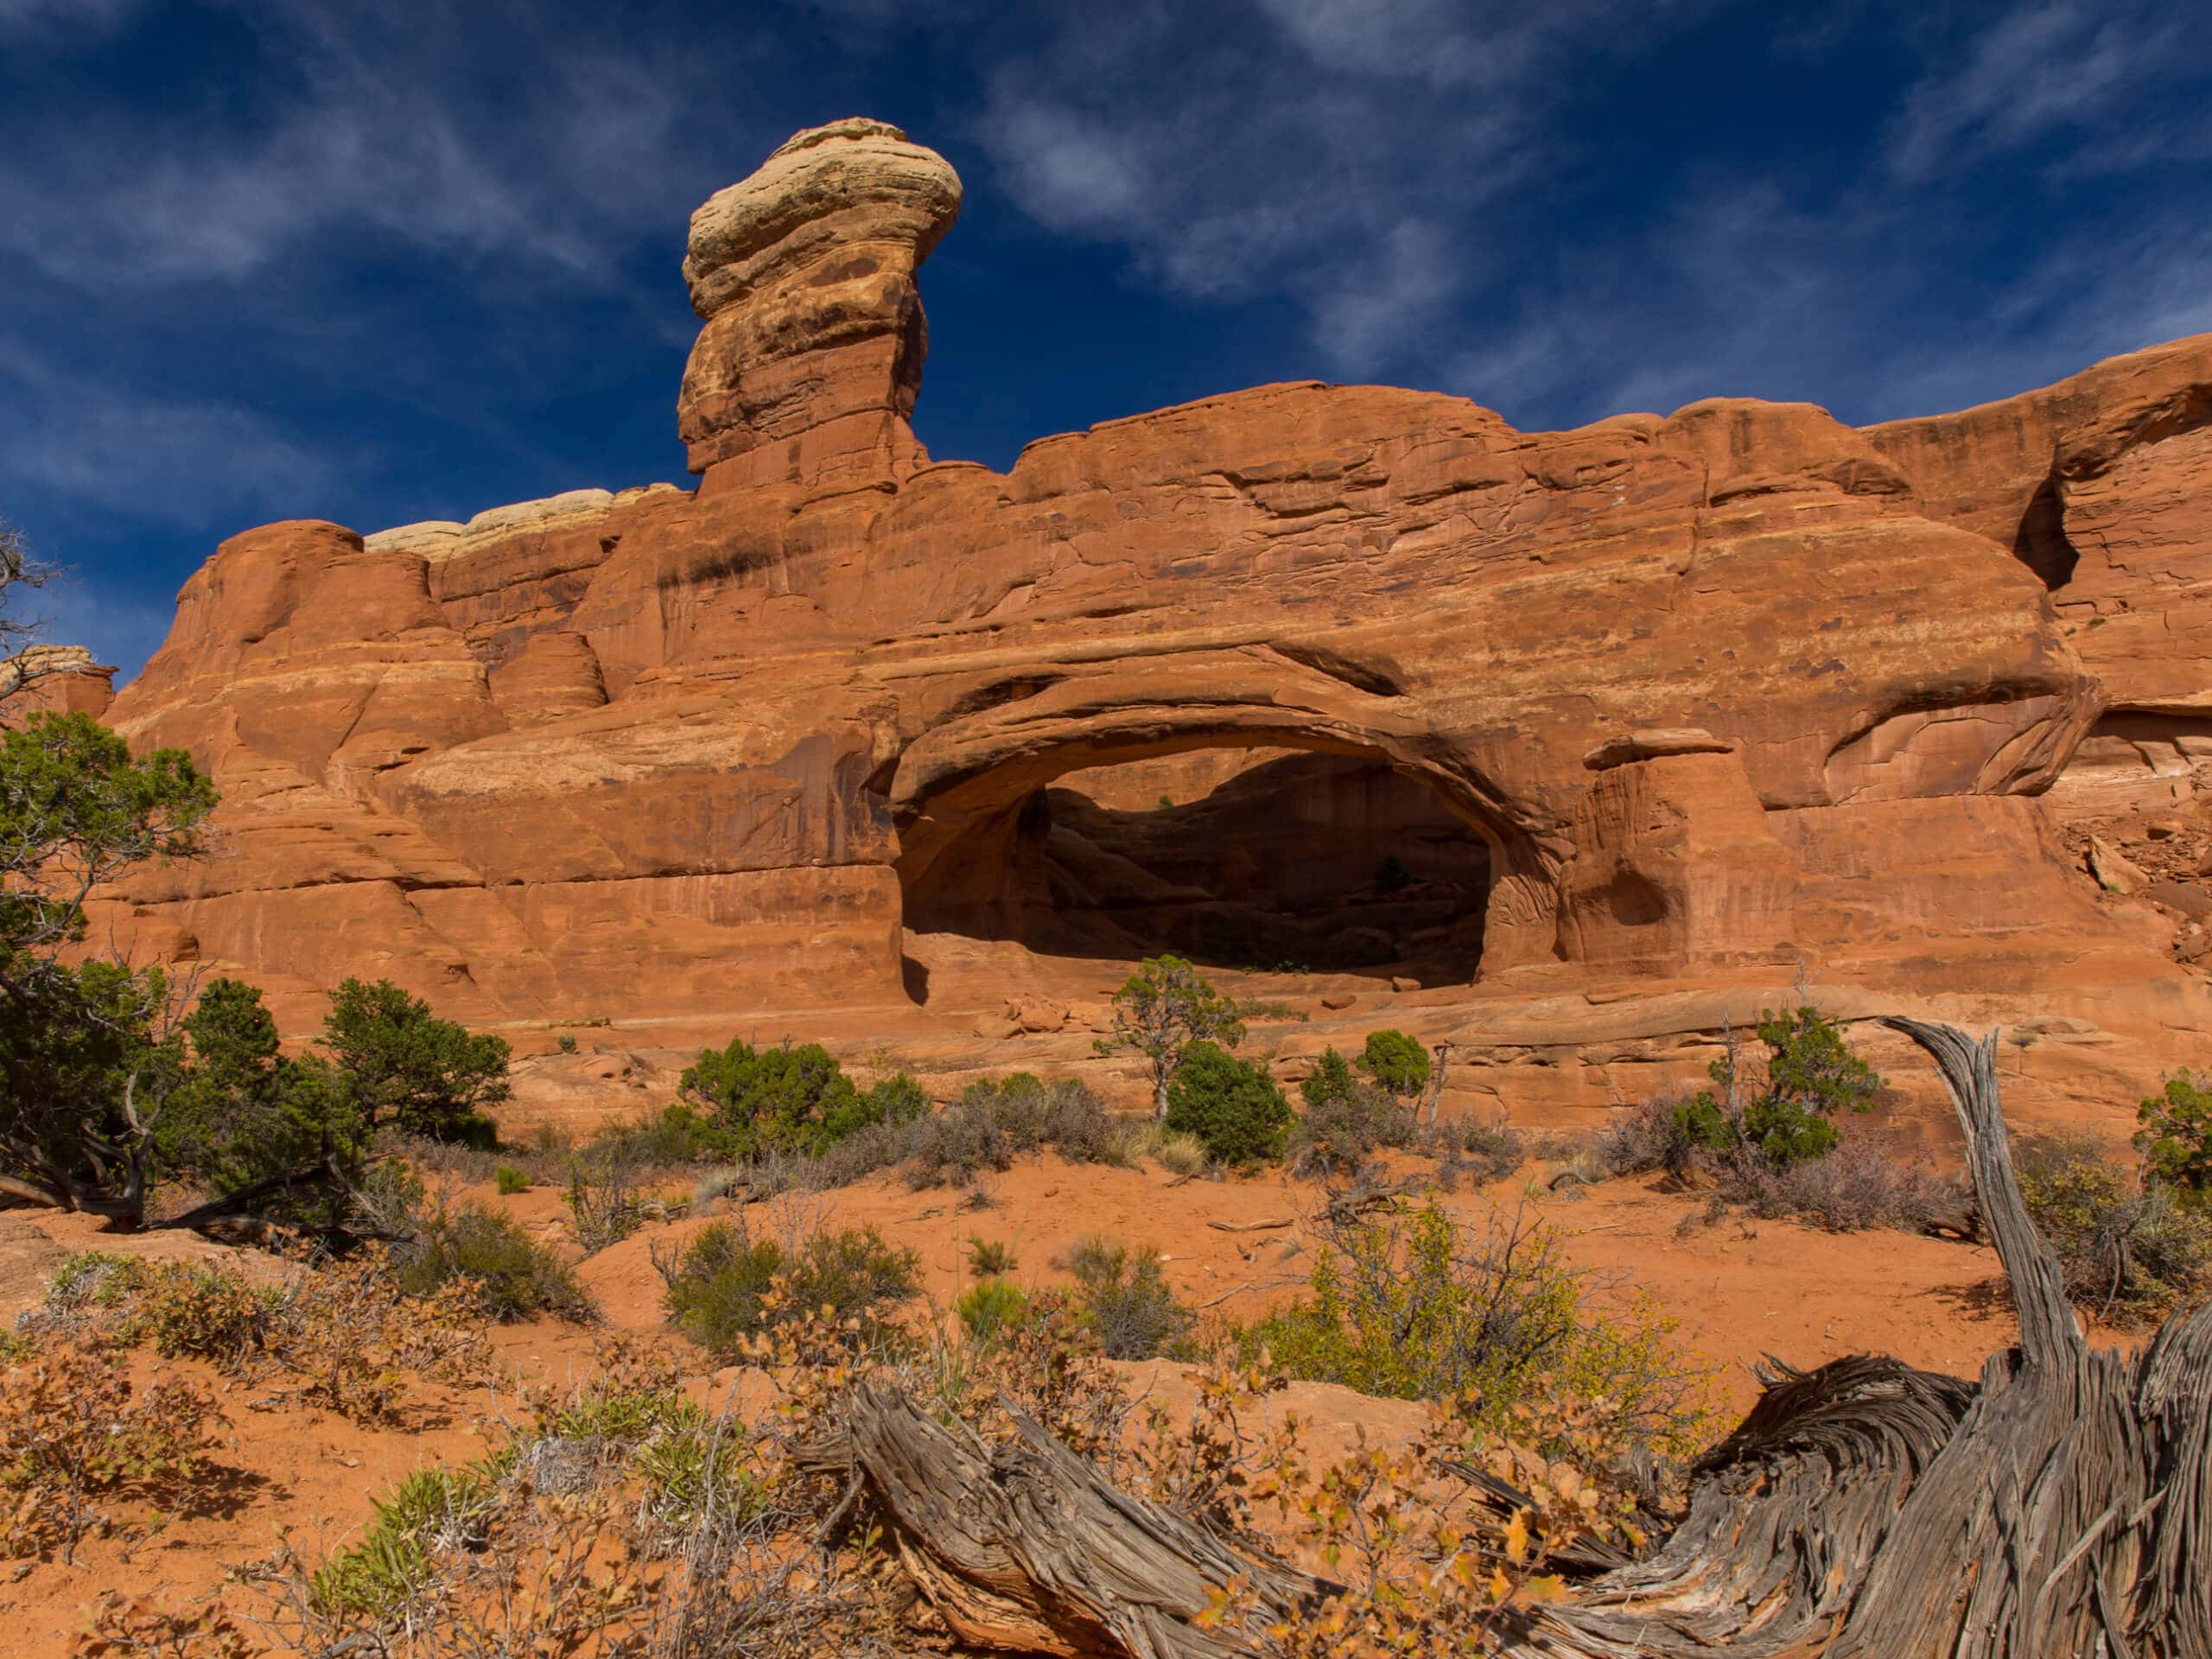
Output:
[677, 118, 962, 496]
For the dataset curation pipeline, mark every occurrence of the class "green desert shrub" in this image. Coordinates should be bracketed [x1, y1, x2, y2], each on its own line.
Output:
[1300, 1048, 1357, 1111]
[676, 1039, 922, 1158]
[861, 1069, 932, 1125]
[1294, 1046, 1417, 1173]
[125, 1262, 284, 1361]
[1093, 955, 1249, 1117]
[630, 1408, 763, 1541]
[659, 1218, 918, 1356]
[1674, 1004, 1880, 1170]
[493, 1164, 531, 1195]
[309, 1465, 499, 1619]
[397, 1202, 595, 1323]
[1356, 1029, 1431, 1101]
[42, 1249, 142, 1314]
[1059, 1235, 1195, 1360]
[2016, 1133, 2212, 1322]
[0, 709, 217, 1229]
[954, 1278, 1031, 1344]
[2136, 1070, 2212, 1197]
[1165, 1042, 1292, 1166]
[583, 1102, 729, 1166]
[156, 976, 369, 1228]
[1247, 1202, 1714, 1456]
[321, 977, 511, 1145]
[966, 1236, 1017, 1276]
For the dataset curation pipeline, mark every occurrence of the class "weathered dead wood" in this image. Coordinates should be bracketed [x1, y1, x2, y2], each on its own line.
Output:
[800, 1384, 1335, 1658]
[810, 1021, 2208, 1659]
[1317, 1173, 1424, 1226]
[1423, 1040, 1452, 1130]
[1205, 1217, 1295, 1234]
[1503, 1019, 2212, 1658]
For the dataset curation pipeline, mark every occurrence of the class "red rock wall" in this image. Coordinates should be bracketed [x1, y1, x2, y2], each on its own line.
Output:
[85, 121, 2212, 1092]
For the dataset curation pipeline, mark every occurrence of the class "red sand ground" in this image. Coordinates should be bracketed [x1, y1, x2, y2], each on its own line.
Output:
[0, 1140, 2093, 1656]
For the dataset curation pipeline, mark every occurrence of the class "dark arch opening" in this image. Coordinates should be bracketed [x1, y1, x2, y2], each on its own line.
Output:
[895, 743, 1493, 987]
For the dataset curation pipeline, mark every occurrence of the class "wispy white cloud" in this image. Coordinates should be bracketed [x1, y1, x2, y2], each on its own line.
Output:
[967, 4, 1679, 378]
[0, 0, 143, 35]
[1255, 0, 1679, 91]
[0, 1, 728, 295]
[1886, 1, 2202, 181]
[0, 341, 341, 531]
[1440, 183, 2212, 431]
[981, 101, 1150, 237]
[969, 0, 2209, 417]
[1310, 219, 1459, 378]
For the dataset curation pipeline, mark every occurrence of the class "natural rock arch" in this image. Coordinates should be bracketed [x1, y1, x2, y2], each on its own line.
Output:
[883, 660, 1554, 976]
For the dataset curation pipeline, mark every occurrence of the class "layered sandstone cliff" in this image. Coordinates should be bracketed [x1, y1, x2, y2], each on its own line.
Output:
[86, 118, 2212, 1122]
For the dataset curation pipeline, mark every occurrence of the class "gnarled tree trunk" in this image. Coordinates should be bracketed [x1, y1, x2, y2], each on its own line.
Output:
[798, 1385, 1334, 1657]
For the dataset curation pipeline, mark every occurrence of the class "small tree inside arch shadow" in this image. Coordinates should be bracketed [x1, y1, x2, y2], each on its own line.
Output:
[1092, 955, 1247, 1120]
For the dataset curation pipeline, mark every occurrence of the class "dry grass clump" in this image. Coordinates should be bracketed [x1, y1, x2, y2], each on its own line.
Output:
[16, 1248, 495, 1427]
[1155, 1128, 1211, 1177]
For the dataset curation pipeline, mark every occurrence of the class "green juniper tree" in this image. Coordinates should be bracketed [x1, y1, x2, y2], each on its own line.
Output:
[1093, 954, 1247, 1120]
[0, 711, 218, 1222]
[1356, 1028, 1431, 1103]
[319, 976, 512, 1143]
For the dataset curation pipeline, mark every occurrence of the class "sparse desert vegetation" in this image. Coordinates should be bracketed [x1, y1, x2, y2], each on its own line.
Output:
[6, 1013, 2202, 1657]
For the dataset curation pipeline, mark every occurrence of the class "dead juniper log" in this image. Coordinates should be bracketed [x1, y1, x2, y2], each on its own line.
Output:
[804, 1021, 2209, 1658]
[799, 1383, 1337, 1658]
[1501, 1018, 2212, 1659]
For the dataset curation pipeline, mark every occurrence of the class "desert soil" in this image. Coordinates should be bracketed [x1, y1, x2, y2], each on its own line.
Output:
[0, 1137, 2103, 1657]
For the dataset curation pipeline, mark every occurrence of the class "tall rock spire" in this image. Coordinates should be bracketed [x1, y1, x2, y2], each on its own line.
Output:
[677, 118, 963, 497]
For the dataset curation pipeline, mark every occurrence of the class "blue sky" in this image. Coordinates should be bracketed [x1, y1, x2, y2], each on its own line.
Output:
[3, 0, 2209, 683]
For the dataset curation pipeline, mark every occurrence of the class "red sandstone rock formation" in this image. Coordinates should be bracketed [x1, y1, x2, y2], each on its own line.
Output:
[86, 118, 2212, 1120]
[678, 116, 960, 494]
[0, 645, 117, 724]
